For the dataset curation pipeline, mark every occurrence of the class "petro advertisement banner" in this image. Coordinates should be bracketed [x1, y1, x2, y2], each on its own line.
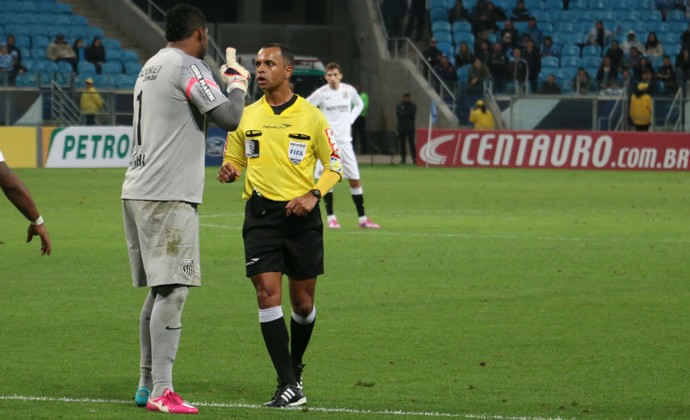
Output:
[417, 129, 690, 171]
[45, 126, 229, 168]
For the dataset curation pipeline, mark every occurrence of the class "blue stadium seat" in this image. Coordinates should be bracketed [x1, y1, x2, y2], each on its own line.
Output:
[456, 64, 469, 84]
[530, 10, 549, 24]
[524, 0, 543, 10]
[432, 21, 451, 33]
[124, 61, 143, 75]
[436, 41, 453, 57]
[84, 27, 105, 39]
[120, 50, 139, 62]
[433, 31, 452, 44]
[53, 15, 70, 26]
[542, 56, 559, 68]
[41, 61, 59, 74]
[15, 71, 37, 87]
[561, 56, 581, 68]
[77, 61, 96, 74]
[106, 50, 123, 63]
[452, 21, 472, 34]
[113, 74, 137, 90]
[581, 56, 602, 68]
[561, 44, 580, 58]
[545, 0, 565, 12]
[429, 0, 447, 9]
[35, 14, 54, 25]
[667, 10, 686, 23]
[453, 32, 475, 45]
[32, 35, 50, 49]
[20, 47, 31, 60]
[13, 34, 31, 48]
[29, 25, 53, 37]
[429, 7, 449, 23]
[31, 48, 46, 59]
[102, 38, 122, 51]
[582, 45, 602, 57]
[100, 62, 122, 75]
[69, 15, 89, 26]
[5, 25, 30, 37]
[56, 61, 73, 74]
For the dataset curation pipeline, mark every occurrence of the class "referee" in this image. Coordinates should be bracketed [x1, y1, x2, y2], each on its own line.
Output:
[218, 43, 342, 408]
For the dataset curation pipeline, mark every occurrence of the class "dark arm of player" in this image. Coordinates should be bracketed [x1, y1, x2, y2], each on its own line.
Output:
[207, 89, 245, 131]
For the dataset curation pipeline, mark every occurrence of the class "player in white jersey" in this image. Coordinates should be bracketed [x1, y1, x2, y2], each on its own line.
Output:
[121, 4, 248, 415]
[306, 62, 380, 229]
[0, 149, 51, 255]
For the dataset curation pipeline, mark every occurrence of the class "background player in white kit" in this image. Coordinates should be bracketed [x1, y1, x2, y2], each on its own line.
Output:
[121, 4, 248, 414]
[307, 63, 380, 229]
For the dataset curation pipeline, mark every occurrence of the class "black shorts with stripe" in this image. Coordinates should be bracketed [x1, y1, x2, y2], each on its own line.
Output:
[242, 193, 324, 279]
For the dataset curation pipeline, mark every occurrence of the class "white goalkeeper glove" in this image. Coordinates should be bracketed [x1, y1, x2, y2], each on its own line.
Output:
[220, 47, 249, 96]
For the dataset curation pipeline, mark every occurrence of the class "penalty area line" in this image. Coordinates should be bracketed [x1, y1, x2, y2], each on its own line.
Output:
[0, 394, 573, 419]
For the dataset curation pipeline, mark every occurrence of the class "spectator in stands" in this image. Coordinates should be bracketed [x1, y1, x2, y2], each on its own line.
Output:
[523, 38, 541, 93]
[455, 41, 475, 68]
[586, 20, 615, 49]
[404, 0, 426, 42]
[5, 35, 25, 80]
[46, 34, 77, 72]
[450, 0, 470, 23]
[644, 32, 664, 58]
[80, 78, 105, 125]
[500, 32, 515, 55]
[380, 0, 407, 52]
[655, 0, 684, 21]
[423, 38, 443, 68]
[604, 40, 624, 73]
[0, 43, 13, 86]
[624, 47, 643, 71]
[523, 17, 544, 48]
[680, 24, 690, 50]
[86, 37, 107, 74]
[675, 47, 690, 82]
[600, 79, 623, 95]
[640, 69, 659, 96]
[596, 56, 618, 90]
[472, 13, 498, 36]
[469, 99, 495, 129]
[485, 1, 507, 23]
[540, 36, 560, 58]
[466, 56, 491, 95]
[434, 54, 458, 94]
[620, 68, 635, 94]
[572, 67, 593, 95]
[487, 42, 508, 93]
[500, 20, 519, 44]
[510, 0, 530, 22]
[73, 38, 86, 65]
[539, 73, 562, 94]
[507, 47, 528, 94]
[476, 40, 492, 63]
[470, 0, 488, 23]
[656, 54, 678, 94]
[633, 56, 654, 81]
[629, 82, 652, 131]
[621, 31, 643, 54]
[474, 31, 494, 56]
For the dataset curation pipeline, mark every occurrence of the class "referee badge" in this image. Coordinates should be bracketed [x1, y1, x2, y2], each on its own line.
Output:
[288, 141, 307, 164]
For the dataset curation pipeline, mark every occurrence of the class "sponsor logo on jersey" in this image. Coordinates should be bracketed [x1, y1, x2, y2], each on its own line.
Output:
[288, 141, 307, 164]
[325, 104, 350, 113]
[190, 64, 216, 102]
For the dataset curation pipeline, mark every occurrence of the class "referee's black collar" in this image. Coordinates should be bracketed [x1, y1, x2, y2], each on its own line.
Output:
[270, 94, 298, 115]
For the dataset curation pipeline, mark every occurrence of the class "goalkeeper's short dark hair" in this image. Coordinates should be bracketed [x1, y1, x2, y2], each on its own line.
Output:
[165, 4, 206, 42]
[262, 43, 295, 68]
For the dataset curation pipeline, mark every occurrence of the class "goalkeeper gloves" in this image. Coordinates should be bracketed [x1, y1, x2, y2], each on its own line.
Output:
[220, 47, 250, 96]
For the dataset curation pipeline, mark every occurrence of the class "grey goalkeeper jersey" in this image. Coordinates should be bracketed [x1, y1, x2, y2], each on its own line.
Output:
[121, 47, 228, 204]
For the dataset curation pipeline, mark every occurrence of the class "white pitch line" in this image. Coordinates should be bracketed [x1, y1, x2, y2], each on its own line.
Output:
[0, 394, 575, 420]
[199, 221, 689, 244]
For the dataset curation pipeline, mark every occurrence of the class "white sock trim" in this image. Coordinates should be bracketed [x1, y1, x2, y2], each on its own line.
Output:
[259, 306, 284, 323]
[292, 306, 316, 325]
[351, 186, 363, 195]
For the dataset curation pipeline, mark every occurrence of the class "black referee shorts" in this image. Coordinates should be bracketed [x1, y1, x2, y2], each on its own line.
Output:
[242, 193, 324, 279]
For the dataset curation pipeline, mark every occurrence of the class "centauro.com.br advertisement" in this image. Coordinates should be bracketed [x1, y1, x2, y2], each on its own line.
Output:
[417, 129, 690, 171]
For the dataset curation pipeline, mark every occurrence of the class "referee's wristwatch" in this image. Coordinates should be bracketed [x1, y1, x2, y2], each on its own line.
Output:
[309, 189, 322, 202]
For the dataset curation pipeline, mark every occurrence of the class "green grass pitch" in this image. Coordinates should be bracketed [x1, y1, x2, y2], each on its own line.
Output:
[0, 165, 688, 419]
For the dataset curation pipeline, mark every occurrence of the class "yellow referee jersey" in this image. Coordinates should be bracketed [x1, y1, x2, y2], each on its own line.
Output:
[224, 95, 343, 201]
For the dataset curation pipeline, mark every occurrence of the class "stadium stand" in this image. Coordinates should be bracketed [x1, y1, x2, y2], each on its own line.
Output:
[424, 0, 690, 96]
[1, 0, 139, 89]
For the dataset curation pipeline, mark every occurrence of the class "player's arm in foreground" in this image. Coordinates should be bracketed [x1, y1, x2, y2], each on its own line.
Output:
[208, 47, 249, 131]
[0, 161, 51, 255]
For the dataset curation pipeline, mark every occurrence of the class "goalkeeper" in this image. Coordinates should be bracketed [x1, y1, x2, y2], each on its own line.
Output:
[121, 4, 248, 415]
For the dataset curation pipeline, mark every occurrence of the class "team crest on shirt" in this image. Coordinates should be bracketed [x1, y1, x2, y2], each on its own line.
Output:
[329, 156, 343, 173]
[288, 141, 307, 164]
